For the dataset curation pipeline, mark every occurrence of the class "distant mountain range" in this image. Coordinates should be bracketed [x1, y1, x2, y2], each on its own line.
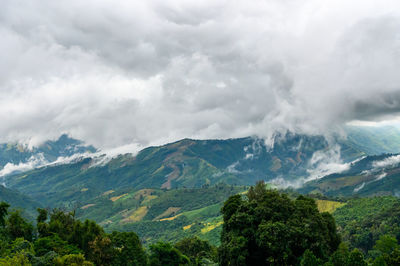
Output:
[0, 134, 96, 169]
[1, 126, 400, 245]
[2, 126, 400, 209]
[299, 152, 400, 197]
[1, 133, 358, 208]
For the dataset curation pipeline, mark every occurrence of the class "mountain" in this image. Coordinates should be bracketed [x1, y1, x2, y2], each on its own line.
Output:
[0, 134, 97, 169]
[345, 125, 400, 155]
[75, 184, 246, 245]
[4, 134, 365, 208]
[299, 153, 400, 197]
[0, 184, 41, 220]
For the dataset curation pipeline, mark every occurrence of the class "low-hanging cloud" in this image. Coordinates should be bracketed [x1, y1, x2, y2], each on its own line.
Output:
[1, 0, 400, 149]
[373, 154, 400, 168]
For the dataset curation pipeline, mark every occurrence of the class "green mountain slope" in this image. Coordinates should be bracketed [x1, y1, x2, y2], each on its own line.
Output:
[5, 134, 365, 208]
[76, 184, 246, 246]
[0, 185, 41, 220]
[345, 125, 400, 155]
[332, 196, 400, 253]
[299, 153, 400, 197]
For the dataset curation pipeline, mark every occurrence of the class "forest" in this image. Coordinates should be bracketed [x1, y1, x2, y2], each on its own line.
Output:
[1, 182, 400, 265]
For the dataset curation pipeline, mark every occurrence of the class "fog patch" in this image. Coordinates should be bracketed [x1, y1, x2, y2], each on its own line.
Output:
[373, 154, 400, 168]
[269, 176, 305, 189]
[306, 145, 351, 181]
[0, 153, 47, 179]
[375, 171, 387, 181]
[354, 182, 365, 193]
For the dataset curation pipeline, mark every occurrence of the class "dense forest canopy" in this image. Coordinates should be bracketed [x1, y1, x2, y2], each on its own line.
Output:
[1, 182, 400, 265]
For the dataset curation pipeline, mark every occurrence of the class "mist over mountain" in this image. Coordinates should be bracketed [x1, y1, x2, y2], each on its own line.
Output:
[0, 134, 96, 180]
[0, 126, 397, 208]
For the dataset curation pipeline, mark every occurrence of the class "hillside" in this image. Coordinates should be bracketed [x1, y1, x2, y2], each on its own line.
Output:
[75, 184, 246, 246]
[299, 153, 400, 197]
[345, 125, 400, 155]
[332, 196, 400, 253]
[4, 134, 365, 208]
[0, 185, 41, 220]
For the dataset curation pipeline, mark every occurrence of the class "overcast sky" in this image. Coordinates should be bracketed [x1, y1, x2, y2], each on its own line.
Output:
[1, 0, 400, 150]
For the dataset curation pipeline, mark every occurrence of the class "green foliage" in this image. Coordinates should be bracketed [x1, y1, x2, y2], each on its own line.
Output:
[0, 201, 10, 227]
[219, 183, 341, 265]
[333, 197, 400, 253]
[109, 231, 147, 266]
[300, 250, 321, 266]
[54, 253, 94, 266]
[327, 243, 368, 266]
[0, 250, 31, 265]
[348, 249, 367, 266]
[373, 235, 399, 255]
[175, 236, 217, 265]
[87, 235, 114, 266]
[34, 234, 82, 256]
[78, 184, 246, 246]
[6, 211, 33, 241]
[149, 242, 190, 266]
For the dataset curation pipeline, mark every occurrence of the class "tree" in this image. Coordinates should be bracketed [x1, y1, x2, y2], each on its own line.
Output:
[329, 243, 350, 266]
[54, 254, 94, 266]
[88, 235, 114, 266]
[37, 208, 48, 224]
[6, 211, 33, 241]
[37, 208, 49, 237]
[149, 242, 190, 266]
[300, 250, 321, 266]
[0, 251, 31, 266]
[247, 180, 267, 202]
[219, 188, 340, 265]
[175, 236, 217, 265]
[373, 235, 399, 255]
[34, 234, 81, 256]
[110, 231, 147, 266]
[347, 249, 367, 266]
[0, 202, 10, 227]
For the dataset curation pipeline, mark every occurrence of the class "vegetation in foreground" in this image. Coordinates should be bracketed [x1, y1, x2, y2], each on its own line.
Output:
[1, 182, 400, 265]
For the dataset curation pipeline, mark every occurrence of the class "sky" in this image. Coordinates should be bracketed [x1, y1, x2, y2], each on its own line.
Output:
[1, 0, 400, 150]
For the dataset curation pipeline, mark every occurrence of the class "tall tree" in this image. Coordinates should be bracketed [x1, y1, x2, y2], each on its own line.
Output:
[219, 187, 340, 265]
[0, 202, 10, 227]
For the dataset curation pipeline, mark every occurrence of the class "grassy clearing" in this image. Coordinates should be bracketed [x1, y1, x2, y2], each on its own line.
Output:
[316, 200, 346, 213]
[80, 203, 95, 210]
[122, 206, 148, 223]
[110, 193, 128, 202]
[201, 221, 224, 234]
[154, 207, 181, 220]
[183, 224, 194, 230]
[102, 190, 114, 196]
[159, 214, 182, 221]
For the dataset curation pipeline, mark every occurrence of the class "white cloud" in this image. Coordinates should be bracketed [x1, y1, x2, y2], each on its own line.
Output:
[0, 153, 48, 178]
[373, 154, 400, 168]
[1, 0, 400, 149]
[306, 145, 351, 181]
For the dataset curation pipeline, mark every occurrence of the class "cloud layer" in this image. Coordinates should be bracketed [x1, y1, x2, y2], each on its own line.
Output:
[1, 0, 400, 149]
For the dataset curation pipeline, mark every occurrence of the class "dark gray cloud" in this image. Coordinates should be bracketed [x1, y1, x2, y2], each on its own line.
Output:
[1, 0, 400, 150]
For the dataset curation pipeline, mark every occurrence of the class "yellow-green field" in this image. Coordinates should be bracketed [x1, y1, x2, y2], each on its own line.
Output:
[316, 199, 346, 213]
